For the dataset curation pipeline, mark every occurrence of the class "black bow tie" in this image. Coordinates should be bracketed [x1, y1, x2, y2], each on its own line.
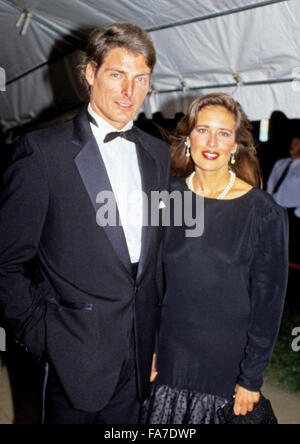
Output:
[103, 127, 139, 144]
[87, 111, 138, 144]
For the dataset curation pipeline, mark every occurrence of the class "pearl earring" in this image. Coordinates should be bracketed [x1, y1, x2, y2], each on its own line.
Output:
[230, 153, 236, 165]
[184, 141, 191, 158]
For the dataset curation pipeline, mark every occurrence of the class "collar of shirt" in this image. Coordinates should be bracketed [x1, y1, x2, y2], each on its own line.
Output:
[87, 105, 142, 264]
[87, 103, 134, 143]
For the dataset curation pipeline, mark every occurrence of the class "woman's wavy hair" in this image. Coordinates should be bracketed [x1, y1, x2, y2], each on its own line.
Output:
[171, 93, 262, 188]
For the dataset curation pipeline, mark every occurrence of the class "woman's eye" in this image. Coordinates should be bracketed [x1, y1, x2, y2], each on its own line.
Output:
[111, 73, 120, 79]
[197, 128, 207, 134]
[137, 77, 146, 83]
[219, 131, 231, 137]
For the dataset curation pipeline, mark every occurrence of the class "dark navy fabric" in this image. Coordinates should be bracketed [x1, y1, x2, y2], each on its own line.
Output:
[0, 107, 170, 413]
[156, 178, 289, 400]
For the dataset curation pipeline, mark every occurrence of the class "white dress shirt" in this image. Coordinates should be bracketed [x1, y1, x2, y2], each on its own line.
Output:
[267, 157, 300, 217]
[88, 104, 143, 263]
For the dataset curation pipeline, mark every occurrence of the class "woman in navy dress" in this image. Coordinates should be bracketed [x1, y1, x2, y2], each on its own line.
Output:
[142, 93, 289, 424]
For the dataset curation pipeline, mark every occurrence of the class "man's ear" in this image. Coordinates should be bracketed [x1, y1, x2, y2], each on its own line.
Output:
[85, 62, 97, 87]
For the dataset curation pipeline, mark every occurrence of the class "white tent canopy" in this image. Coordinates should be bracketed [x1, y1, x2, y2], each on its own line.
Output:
[0, 0, 299, 132]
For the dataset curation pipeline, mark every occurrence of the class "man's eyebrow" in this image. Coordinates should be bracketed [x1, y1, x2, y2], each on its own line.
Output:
[105, 68, 151, 76]
[105, 68, 125, 73]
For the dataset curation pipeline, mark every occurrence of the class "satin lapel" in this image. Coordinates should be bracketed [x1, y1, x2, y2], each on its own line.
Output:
[72, 109, 132, 275]
[135, 133, 159, 282]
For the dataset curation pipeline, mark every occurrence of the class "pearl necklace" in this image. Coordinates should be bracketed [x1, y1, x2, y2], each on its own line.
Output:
[188, 170, 236, 200]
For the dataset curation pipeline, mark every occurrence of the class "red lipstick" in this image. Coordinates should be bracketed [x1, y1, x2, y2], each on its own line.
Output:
[202, 151, 220, 161]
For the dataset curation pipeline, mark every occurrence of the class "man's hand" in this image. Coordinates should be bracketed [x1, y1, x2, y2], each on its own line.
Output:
[234, 385, 260, 416]
[150, 353, 158, 382]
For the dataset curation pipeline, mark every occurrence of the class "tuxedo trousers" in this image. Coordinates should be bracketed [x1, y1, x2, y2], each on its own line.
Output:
[43, 328, 140, 424]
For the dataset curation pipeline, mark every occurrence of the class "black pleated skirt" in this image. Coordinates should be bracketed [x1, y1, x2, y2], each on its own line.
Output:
[141, 384, 230, 425]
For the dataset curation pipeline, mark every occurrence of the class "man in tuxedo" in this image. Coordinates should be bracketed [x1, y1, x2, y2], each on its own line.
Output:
[0, 24, 170, 424]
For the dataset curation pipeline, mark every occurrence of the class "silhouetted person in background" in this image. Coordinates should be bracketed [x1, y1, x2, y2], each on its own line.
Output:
[267, 136, 300, 218]
[267, 136, 300, 263]
[259, 111, 290, 186]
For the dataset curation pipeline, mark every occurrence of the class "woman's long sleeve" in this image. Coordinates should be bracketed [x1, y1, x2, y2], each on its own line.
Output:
[237, 205, 289, 392]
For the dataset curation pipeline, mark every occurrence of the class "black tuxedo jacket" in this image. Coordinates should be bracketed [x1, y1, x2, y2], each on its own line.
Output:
[0, 108, 170, 412]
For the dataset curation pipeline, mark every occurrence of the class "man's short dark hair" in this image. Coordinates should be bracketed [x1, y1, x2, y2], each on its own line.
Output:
[79, 23, 156, 90]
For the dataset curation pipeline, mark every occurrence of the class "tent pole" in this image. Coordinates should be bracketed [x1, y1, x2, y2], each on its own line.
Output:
[3, 0, 291, 87]
[154, 77, 295, 95]
[147, 0, 289, 32]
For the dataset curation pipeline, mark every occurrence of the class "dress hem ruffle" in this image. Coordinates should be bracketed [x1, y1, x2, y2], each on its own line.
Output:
[141, 384, 230, 425]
